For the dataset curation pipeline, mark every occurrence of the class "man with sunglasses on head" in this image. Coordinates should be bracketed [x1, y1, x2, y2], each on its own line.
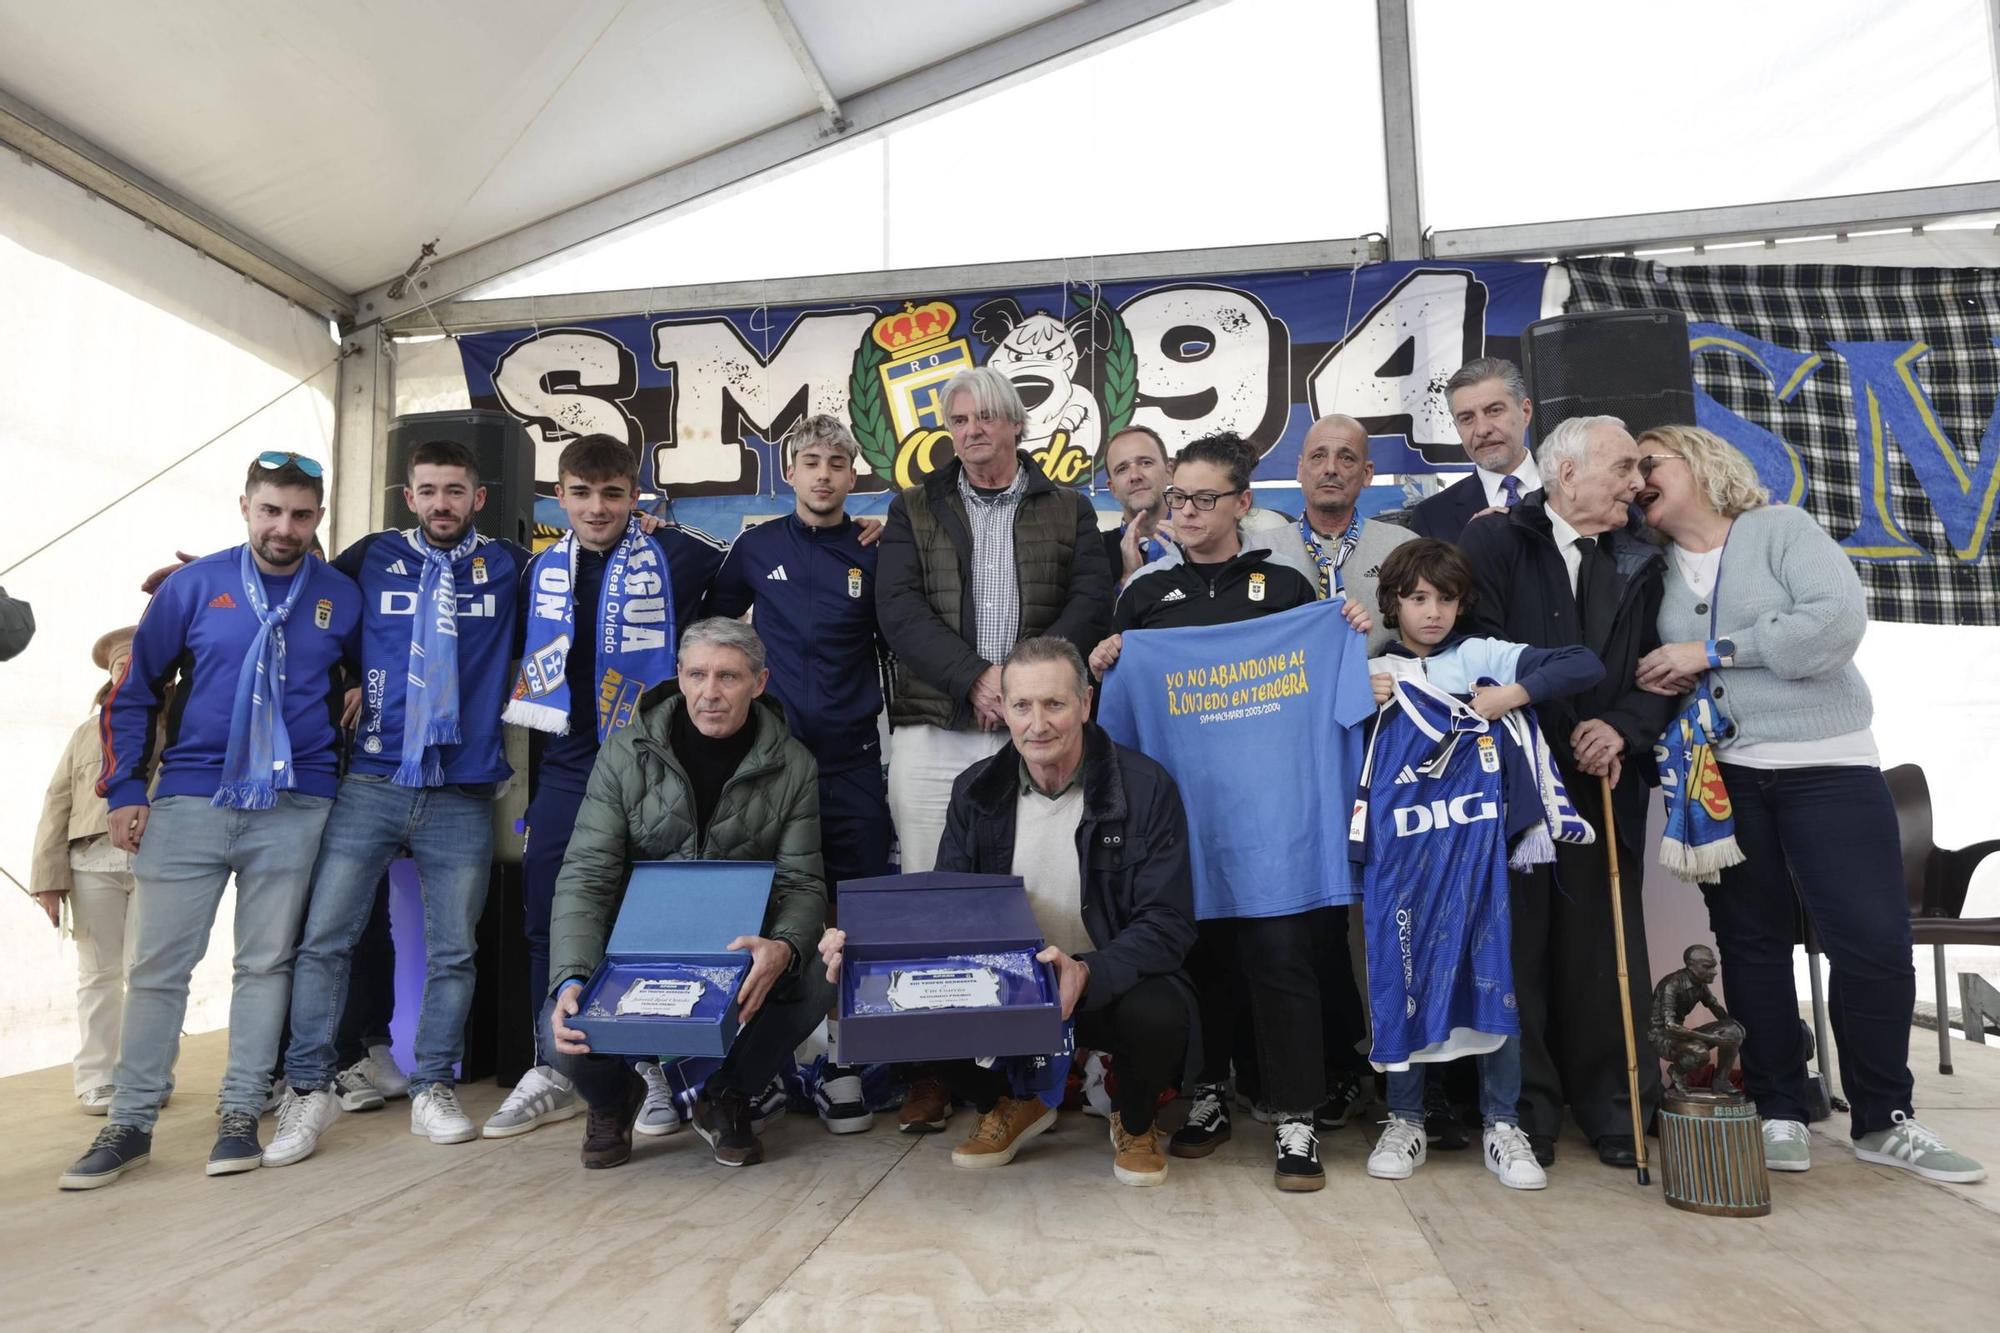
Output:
[60, 452, 360, 1189]
[265, 438, 533, 1166]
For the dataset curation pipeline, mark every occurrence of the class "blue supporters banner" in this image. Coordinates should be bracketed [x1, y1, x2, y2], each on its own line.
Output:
[1096, 600, 1376, 921]
[452, 261, 1547, 541]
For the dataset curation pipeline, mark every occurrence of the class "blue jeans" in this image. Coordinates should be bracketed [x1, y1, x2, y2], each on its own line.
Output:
[522, 782, 588, 1065]
[1386, 1036, 1522, 1129]
[1704, 763, 1916, 1138]
[110, 793, 331, 1130]
[285, 775, 494, 1094]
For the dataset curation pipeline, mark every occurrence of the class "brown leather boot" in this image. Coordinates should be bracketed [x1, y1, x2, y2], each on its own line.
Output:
[896, 1074, 954, 1134]
[950, 1096, 1056, 1169]
[580, 1070, 646, 1169]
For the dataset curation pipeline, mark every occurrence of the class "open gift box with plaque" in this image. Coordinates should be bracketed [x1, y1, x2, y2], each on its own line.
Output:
[568, 860, 773, 1058]
[834, 871, 1063, 1065]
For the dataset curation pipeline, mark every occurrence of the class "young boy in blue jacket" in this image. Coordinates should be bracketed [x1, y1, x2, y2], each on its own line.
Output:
[60, 453, 360, 1190]
[1359, 538, 1602, 1193]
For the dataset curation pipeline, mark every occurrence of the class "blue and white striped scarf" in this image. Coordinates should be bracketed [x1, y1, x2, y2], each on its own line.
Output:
[214, 544, 308, 809]
[395, 527, 479, 787]
[506, 516, 676, 742]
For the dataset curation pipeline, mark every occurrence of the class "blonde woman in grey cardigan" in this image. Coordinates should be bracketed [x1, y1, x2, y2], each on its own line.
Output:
[1630, 424, 1983, 1185]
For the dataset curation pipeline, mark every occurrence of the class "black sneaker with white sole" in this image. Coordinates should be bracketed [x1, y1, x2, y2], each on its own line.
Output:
[813, 1066, 875, 1135]
[1274, 1116, 1325, 1192]
[59, 1124, 151, 1191]
[208, 1110, 263, 1176]
[1168, 1083, 1232, 1159]
[1423, 1081, 1470, 1150]
[1314, 1070, 1370, 1130]
[693, 1091, 763, 1167]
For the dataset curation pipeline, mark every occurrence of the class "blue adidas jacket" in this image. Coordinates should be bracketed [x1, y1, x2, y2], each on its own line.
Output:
[335, 530, 529, 786]
[99, 547, 361, 808]
[708, 513, 885, 774]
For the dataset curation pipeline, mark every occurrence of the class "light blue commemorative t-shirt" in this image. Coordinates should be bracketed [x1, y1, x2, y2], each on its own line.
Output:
[1097, 599, 1375, 919]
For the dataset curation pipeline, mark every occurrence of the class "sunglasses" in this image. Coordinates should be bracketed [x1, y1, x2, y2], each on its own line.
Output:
[256, 450, 325, 478]
[1637, 453, 1686, 481]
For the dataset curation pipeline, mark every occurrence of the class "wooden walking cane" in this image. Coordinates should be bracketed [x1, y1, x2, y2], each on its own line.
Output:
[1599, 772, 1652, 1186]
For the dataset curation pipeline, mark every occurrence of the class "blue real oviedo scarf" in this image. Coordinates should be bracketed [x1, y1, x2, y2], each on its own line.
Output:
[1654, 679, 1744, 884]
[214, 544, 309, 809]
[506, 515, 676, 742]
[396, 526, 480, 786]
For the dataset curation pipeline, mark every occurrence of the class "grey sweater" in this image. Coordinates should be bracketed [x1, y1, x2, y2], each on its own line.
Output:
[1657, 504, 1873, 747]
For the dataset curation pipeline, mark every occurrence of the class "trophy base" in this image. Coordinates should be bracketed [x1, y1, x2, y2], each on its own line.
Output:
[1659, 1097, 1772, 1217]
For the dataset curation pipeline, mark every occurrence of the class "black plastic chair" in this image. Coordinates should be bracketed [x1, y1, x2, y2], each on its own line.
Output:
[1884, 764, 2000, 1075]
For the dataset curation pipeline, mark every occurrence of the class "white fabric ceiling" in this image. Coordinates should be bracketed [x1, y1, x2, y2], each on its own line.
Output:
[0, 0, 1081, 293]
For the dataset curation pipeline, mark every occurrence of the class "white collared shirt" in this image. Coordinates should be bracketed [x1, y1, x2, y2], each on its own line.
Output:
[1478, 453, 1541, 509]
[1546, 502, 1588, 596]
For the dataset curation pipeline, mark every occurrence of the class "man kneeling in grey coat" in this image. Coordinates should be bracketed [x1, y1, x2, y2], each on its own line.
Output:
[545, 618, 835, 1170]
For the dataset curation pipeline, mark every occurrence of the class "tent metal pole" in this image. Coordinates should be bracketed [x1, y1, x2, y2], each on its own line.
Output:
[332, 326, 390, 553]
[1376, 0, 1424, 262]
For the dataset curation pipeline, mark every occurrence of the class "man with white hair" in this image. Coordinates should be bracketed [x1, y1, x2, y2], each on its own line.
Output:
[1456, 414, 1671, 1170]
[875, 365, 1112, 1134]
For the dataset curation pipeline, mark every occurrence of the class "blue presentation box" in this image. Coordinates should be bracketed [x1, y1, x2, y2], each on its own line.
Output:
[835, 871, 1062, 1066]
[569, 860, 774, 1058]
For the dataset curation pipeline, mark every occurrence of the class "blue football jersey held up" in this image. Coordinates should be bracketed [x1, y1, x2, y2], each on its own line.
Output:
[1352, 675, 1520, 1070]
[1097, 599, 1375, 920]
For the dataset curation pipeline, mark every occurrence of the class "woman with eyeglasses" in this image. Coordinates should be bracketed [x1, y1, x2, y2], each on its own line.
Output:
[1088, 430, 1368, 1192]
[1632, 423, 1984, 1184]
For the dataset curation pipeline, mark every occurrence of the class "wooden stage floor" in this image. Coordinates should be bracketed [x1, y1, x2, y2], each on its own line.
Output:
[4, 1026, 1997, 1331]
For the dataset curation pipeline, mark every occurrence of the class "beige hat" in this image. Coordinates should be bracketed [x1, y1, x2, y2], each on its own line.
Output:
[92, 626, 137, 672]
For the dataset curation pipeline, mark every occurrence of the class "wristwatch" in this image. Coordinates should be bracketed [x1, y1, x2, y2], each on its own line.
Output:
[1706, 637, 1736, 669]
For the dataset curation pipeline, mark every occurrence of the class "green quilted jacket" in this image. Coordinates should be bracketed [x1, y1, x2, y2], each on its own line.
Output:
[547, 683, 825, 994]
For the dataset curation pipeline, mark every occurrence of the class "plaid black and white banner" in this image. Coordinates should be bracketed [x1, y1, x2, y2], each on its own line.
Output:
[1566, 257, 2000, 626]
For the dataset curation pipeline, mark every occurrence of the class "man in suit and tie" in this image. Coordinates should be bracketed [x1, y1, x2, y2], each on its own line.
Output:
[1410, 357, 1543, 542]
[1456, 415, 1670, 1171]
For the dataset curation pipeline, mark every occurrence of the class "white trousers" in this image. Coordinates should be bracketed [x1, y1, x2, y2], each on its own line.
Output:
[69, 867, 138, 1094]
[886, 726, 1009, 873]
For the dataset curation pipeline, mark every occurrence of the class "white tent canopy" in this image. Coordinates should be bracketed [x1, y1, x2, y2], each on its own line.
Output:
[4, 0, 2000, 1075]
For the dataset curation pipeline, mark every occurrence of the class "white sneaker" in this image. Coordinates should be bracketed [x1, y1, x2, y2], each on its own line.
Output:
[261, 1079, 289, 1116]
[78, 1085, 115, 1115]
[1484, 1123, 1548, 1190]
[263, 1087, 340, 1167]
[334, 1061, 387, 1112]
[1367, 1115, 1428, 1180]
[1762, 1118, 1812, 1173]
[410, 1085, 477, 1144]
[814, 1067, 876, 1135]
[634, 1062, 684, 1137]
[366, 1043, 411, 1099]
[481, 1066, 580, 1138]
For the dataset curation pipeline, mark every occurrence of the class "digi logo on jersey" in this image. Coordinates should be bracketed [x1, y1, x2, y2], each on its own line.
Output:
[1392, 794, 1500, 837]
[378, 590, 500, 621]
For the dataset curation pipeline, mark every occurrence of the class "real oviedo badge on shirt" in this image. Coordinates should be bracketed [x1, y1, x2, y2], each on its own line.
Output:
[314, 598, 333, 629]
[471, 556, 488, 585]
[1248, 572, 1266, 603]
[846, 567, 863, 599]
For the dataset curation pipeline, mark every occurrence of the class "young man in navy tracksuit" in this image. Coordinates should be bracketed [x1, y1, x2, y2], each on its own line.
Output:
[60, 453, 360, 1190]
[708, 414, 891, 1133]
[482, 432, 726, 1140]
[265, 438, 532, 1165]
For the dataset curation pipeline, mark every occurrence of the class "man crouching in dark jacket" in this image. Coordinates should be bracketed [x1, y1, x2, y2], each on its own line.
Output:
[820, 636, 1198, 1187]
[546, 618, 833, 1171]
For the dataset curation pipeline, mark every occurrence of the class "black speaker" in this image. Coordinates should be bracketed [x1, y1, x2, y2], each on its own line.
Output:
[386, 409, 536, 546]
[1522, 308, 1695, 442]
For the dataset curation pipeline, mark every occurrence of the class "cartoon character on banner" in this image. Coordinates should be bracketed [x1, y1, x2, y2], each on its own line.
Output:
[850, 287, 1137, 489]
